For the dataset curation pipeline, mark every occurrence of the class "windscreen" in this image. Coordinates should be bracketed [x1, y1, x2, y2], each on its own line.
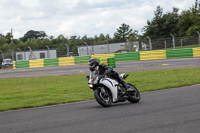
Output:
[89, 71, 99, 84]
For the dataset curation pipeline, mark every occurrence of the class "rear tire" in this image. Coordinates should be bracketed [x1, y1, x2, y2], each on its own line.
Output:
[127, 83, 140, 103]
[94, 87, 112, 107]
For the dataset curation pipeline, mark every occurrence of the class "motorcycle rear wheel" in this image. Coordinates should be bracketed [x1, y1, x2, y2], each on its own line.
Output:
[94, 87, 112, 107]
[127, 83, 140, 103]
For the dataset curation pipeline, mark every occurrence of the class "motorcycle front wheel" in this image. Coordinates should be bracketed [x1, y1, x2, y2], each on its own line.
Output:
[127, 83, 140, 103]
[94, 87, 112, 107]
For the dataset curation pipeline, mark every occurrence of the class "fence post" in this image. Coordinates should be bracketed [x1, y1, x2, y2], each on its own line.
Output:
[105, 40, 110, 53]
[9, 49, 14, 61]
[197, 31, 200, 47]
[84, 42, 89, 55]
[181, 39, 183, 47]
[170, 34, 176, 49]
[65, 43, 69, 57]
[46, 45, 50, 58]
[18, 48, 23, 60]
[147, 36, 152, 51]
[126, 39, 131, 52]
[0, 50, 4, 61]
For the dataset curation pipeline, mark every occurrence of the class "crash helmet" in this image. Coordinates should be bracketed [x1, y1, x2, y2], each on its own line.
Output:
[88, 58, 99, 71]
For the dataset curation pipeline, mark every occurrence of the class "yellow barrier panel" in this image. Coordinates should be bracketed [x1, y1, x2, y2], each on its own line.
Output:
[91, 54, 114, 65]
[193, 47, 200, 57]
[13, 61, 16, 69]
[59, 57, 75, 66]
[140, 50, 166, 60]
[91, 54, 115, 59]
[29, 59, 44, 68]
[100, 58, 108, 65]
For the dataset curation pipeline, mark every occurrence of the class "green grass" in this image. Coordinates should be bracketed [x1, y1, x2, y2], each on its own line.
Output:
[175, 44, 200, 49]
[165, 44, 199, 50]
[0, 67, 200, 111]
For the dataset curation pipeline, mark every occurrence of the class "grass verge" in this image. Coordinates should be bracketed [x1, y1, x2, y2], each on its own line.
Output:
[0, 67, 200, 111]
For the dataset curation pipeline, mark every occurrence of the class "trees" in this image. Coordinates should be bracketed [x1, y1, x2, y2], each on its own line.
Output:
[0, 34, 9, 46]
[177, 0, 200, 36]
[114, 23, 132, 41]
[143, 0, 200, 38]
[177, 10, 193, 36]
[20, 30, 48, 42]
[143, 6, 163, 39]
[143, 6, 180, 38]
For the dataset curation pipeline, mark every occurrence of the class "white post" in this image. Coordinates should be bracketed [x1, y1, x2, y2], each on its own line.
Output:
[126, 39, 131, 52]
[65, 43, 69, 57]
[197, 31, 200, 47]
[170, 34, 175, 49]
[84, 42, 89, 55]
[46, 45, 50, 58]
[106, 40, 110, 53]
[147, 36, 152, 51]
[0, 50, 4, 61]
[18, 48, 23, 60]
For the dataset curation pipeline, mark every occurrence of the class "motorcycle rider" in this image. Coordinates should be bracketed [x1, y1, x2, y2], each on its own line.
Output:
[88, 58, 134, 92]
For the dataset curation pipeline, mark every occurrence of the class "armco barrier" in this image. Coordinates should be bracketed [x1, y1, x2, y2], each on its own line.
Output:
[166, 48, 193, 59]
[100, 58, 108, 65]
[58, 57, 75, 66]
[115, 52, 140, 62]
[193, 47, 200, 57]
[75, 56, 90, 65]
[13, 61, 16, 69]
[108, 57, 116, 68]
[140, 50, 166, 60]
[91, 54, 115, 59]
[44, 58, 59, 67]
[91, 54, 115, 66]
[14, 60, 29, 69]
[29, 59, 44, 68]
[12, 47, 200, 69]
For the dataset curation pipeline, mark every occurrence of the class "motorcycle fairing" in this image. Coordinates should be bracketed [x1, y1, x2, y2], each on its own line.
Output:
[100, 78, 118, 102]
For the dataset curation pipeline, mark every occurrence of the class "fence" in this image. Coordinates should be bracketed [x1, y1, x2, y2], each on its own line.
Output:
[141, 36, 199, 50]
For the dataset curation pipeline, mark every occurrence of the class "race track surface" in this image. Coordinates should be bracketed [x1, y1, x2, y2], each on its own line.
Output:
[0, 57, 200, 78]
[0, 84, 200, 133]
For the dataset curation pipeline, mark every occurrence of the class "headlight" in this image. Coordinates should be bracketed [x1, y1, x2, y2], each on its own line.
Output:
[88, 84, 93, 88]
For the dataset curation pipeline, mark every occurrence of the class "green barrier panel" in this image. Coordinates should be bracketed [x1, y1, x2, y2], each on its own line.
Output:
[75, 56, 90, 65]
[166, 48, 193, 59]
[15, 60, 29, 69]
[44, 58, 59, 67]
[97, 58, 100, 64]
[108, 57, 116, 68]
[115, 52, 140, 62]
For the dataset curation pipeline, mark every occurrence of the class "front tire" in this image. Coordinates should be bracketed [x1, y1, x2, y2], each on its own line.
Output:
[94, 87, 112, 107]
[127, 83, 140, 103]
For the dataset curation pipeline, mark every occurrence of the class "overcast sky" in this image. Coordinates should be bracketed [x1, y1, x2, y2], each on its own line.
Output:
[0, 0, 194, 39]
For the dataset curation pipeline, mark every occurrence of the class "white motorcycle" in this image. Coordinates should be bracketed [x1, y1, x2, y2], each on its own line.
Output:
[86, 71, 140, 107]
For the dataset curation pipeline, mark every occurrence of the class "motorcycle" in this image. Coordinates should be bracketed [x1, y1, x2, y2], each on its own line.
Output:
[86, 71, 140, 107]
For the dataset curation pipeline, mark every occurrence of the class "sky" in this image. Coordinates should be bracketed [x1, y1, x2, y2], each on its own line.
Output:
[0, 0, 194, 39]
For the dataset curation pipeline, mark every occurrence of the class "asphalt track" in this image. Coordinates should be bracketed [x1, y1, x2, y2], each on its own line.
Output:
[0, 57, 200, 78]
[0, 58, 200, 133]
[0, 84, 200, 133]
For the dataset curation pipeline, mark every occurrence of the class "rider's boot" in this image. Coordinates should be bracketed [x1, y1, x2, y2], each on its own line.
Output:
[121, 81, 134, 92]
